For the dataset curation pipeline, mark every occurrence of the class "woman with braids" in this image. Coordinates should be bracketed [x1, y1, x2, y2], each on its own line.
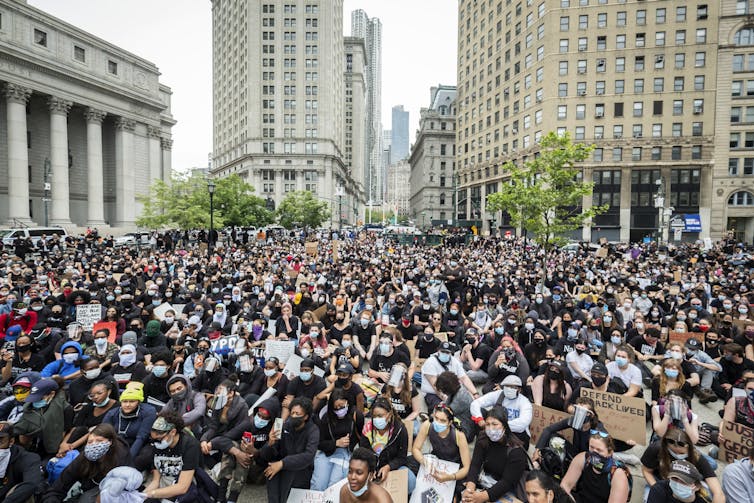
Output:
[560, 431, 631, 503]
[525, 470, 575, 503]
[412, 402, 471, 498]
[462, 405, 529, 503]
[42, 423, 132, 503]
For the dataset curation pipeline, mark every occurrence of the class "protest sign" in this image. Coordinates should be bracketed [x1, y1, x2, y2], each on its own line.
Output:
[410, 457, 460, 503]
[305, 241, 318, 256]
[332, 240, 339, 263]
[580, 388, 647, 445]
[530, 405, 573, 445]
[720, 420, 754, 463]
[249, 387, 277, 415]
[92, 321, 118, 344]
[210, 335, 239, 356]
[288, 477, 347, 502]
[265, 340, 296, 364]
[152, 303, 174, 321]
[381, 468, 408, 503]
[171, 304, 186, 318]
[734, 319, 752, 332]
[282, 353, 326, 380]
[76, 304, 102, 330]
[668, 331, 702, 345]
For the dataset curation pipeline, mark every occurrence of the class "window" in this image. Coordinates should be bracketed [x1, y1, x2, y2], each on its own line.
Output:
[694, 75, 705, 91]
[617, 11, 627, 27]
[692, 122, 703, 136]
[614, 102, 623, 117]
[613, 125, 623, 137]
[735, 28, 754, 46]
[575, 126, 586, 140]
[594, 148, 603, 161]
[596, 81, 606, 95]
[734, 54, 745, 72]
[696, 28, 707, 44]
[560, 16, 569, 31]
[675, 53, 685, 69]
[596, 58, 606, 72]
[738, 0, 750, 14]
[653, 123, 663, 137]
[652, 147, 662, 160]
[672, 123, 683, 137]
[656, 32, 665, 47]
[674, 100, 684, 115]
[558, 105, 567, 119]
[654, 78, 664, 92]
[729, 191, 754, 206]
[733, 80, 744, 97]
[578, 37, 588, 51]
[672, 146, 682, 160]
[676, 30, 686, 45]
[697, 5, 708, 20]
[633, 102, 643, 117]
[676, 6, 687, 22]
[559, 60, 568, 75]
[730, 158, 740, 176]
[636, 10, 646, 25]
[559, 39, 569, 53]
[745, 158, 754, 175]
[558, 83, 568, 97]
[695, 52, 706, 67]
[612, 147, 623, 161]
[579, 15, 588, 29]
[655, 54, 665, 69]
[636, 33, 646, 48]
[616, 34, 626, 49]
[634, 79, 645, 93]
[73, 45, 86, 62]
[108, 60, 118, 75]
[615, 57, 625, 72]
[576, 104, 586, 119]
[691, 145, 702, 160]
[731, 132, 742, 148]
[674, 77, 685, 91]
[653, 100, 663, 115]
[633, 125, 643, 138]
[615, 79, 625, 93]
[635, 56, 645, 71]
[597, 13, 607, 28]
[656, 8, 666, 23]
[34, 28, 47, 47]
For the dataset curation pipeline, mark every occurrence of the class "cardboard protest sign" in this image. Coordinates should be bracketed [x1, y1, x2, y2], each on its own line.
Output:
[332, 240, 339, 263]
[288, 478, 347, 503]
[596, 247, 608, 258]
[580, 388, 647, 445]
[720, 420, 754, 463]
[734, 319, 752, 332]
[282, 353, 325, 380]
[265, 340, 296, 364]
[311, 304, 328, 322]
[669, 331, 703, 345]
[305, 241, 318, 256]
[409, 457, 460, 503]
[530, 405, 573, 445]
[171, 304, 186, 318]
[76, 304, 102, 331]
[152, 303, 174, 321]
[381, 468, 408, 503]
[435, 332, 449, 342]
[92, 321, 118, 344]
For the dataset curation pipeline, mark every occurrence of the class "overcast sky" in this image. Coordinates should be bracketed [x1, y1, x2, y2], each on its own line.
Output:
[29, 0, 457, 173]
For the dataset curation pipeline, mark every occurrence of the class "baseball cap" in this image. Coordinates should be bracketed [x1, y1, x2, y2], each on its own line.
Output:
[668, 460, 702, 484]
[25, 378, 59, 403]
[439, 341, 454, 353]
[591, 362, 609, 375]
[685, 338, 701, 350]
[300, 358, 316, 370]
[336, 362, 356, 374]
[152, 416, 176, 432]
[502, 375, 523, 387]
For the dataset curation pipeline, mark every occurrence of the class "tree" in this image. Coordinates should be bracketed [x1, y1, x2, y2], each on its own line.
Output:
[137, 173, 274, 229]
[486, 132, 608, 250]
[276, 190, 331, 229]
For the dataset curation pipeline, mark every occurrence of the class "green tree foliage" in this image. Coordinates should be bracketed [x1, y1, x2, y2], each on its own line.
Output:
[276, 190, 331, 229]
[486, 132, 608, 250]
[137, 173, 274, 229]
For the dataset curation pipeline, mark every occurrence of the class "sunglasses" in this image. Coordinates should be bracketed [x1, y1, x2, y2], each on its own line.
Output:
[666, 438, 689, 448]
[590, 429, 609, 438]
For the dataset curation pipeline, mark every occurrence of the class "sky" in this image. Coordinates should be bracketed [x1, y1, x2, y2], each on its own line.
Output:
[29, 0, 457, 173]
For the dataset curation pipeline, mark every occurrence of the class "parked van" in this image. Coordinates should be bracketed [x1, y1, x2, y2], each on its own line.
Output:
[0, 227, 68, 246]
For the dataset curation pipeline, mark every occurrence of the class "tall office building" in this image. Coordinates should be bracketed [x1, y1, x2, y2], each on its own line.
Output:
[351, 9, 383, 205]
[344, 36, 367, 220]
[409, 85, 457, 227]
[457, 0, 754, 242]
[391, 104, 410, 162]
[211, 0, 361, 224]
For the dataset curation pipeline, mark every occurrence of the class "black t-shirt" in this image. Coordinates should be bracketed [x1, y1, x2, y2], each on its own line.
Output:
[397, 323, 421, 341]
[286, 375, 327, 400]
[7, 353, 46, 382]
[370, 351, 410, 380]
[411, 305, 434, 324]
[338, 381, 364, 407]
[470, 343, 493, 372]
[328, 323, 352, 344]
[415, 336, 441, 359]
[639, 440, 715, 480]
[629, 336, 666, 358]
[152, 432, 201, 486]
[388, 384, 419, 419]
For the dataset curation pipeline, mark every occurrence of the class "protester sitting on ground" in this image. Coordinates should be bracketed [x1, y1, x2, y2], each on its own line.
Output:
[471, 375, 533, 445]
[722, 446, 754, 501]
[435, 370, 476, 442]
[531, 360, 572, 412]
[534, 397, 605, 461]
[651, 388, 700, 445]
[560, 431, 631, 503]
[421, 341, 479, 410]
[0, 421, 43, 503]
[525, 470, 575, 503]
[102, 381, 157, 458]
[647, 459, 711, 503]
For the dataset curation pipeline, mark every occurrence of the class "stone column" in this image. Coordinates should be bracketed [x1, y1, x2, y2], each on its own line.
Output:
[147, 125, 162, 184]
[48, 97, 73, 226]
[619, 166, 632, 242]
[3, 83, 33, 225]
[160, 137, 173, 184]
[84, 108, 107, 226]
[699, 163, 713, 240]
[114, 117, 136, 227]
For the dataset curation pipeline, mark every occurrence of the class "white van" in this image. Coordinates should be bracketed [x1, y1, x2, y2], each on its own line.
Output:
[0, 227, 68, 246]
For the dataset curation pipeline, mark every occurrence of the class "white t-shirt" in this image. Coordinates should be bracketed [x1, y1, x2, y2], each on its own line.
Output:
[565, 351, 594, 378]
[421, 355, 465, 395]
[606, 361, 643, 389]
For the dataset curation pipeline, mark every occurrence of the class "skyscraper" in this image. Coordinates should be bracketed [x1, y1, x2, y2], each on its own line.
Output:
[391, 105, 409, 162]
[210, 0, 361, 223]
[351, 9, 383, 205]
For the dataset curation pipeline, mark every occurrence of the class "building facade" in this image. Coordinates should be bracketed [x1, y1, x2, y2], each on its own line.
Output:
[457, 0, 754, 243]
[409, 85, 457, 227]
[344, 36, 366, 208]
[211, 0, 361, 225]
[0, 0, 174, 229]
[386, 160, 411, 218]
[391, 104, 409, 162]
[351, 9, 383, 205]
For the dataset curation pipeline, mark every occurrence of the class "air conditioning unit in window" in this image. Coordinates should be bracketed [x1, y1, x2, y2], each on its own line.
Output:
[694, 107, 703, 114]
[615, 132, 623, 138]
[595, 112, 604, 118]
[578, 90, 587, 96]
[595, 133, 603, 139]
[634, 132, 643, 138]
[596, 89, 604, 95]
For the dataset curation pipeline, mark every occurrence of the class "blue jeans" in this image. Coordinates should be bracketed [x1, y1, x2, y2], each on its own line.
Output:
[399, 466, 416, 495]
[310, 448, 350, 491]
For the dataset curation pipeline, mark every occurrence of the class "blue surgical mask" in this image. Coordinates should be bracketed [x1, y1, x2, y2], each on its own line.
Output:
[669, 480, 694, 500]
[380, 343, 391, 355]
[32, 399, 48, 409]
[373, 417, 388, 430]
[62, 353, 78, 364]
[494, 327, 504, 335]
[664, 369, 679, 379]
[611, 336, 622, 345]
[432, 421, 448, 433]
[615, 356, 628, 367]
[299, 371, 312, 382]
[669, 449, 688, 460]
[553, 294, 561, 301]
[342, 340, 352, 348]
[254, 415, 269, 429]
[349, 481, 369, 498]
[152, 366, 167, 377]
[437, 352, 451, 364]
[264, 369, 277, 377]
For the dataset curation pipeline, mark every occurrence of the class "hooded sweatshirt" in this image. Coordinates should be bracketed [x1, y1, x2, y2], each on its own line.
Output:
[201, 394, 250, 453]
[40, 341, 85, 380]
[163, 374, 206, 427]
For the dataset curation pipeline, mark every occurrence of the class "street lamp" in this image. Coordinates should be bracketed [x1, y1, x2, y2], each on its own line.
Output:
[207, 179, 216, 256]
[43, 157, 51, 227]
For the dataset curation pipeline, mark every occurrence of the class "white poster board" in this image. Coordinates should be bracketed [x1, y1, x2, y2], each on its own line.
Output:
[282, 353, 326, 380]
[152, 303, 174, 321]
[265, 340, 296, 364]
[288, 478, 347, 502]
[76, 304, 101, 330]
[409, 456, 460, 503]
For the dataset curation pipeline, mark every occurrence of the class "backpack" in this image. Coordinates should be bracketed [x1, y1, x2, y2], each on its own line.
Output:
[508, 445, 533, 502]
[46, 450, 79, 484]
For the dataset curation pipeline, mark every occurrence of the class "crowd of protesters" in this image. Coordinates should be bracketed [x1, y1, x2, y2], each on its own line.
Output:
[0, 226, 752, 502]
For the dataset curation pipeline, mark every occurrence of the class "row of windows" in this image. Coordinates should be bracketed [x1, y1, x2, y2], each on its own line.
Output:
[263, 4, 320, 14]
[557, 53, 706, 75]
[559, 29, 707, 53]
[569, 122, 704, 139]
[593, 145, 703, 162]
[557, 2, 708, 23]
[32, 28, 118, 74]
[557, 100, 704, 119]
[558, 5, 707, 31]
[728, 158, 754, 176]
[559, 77, 705, 97]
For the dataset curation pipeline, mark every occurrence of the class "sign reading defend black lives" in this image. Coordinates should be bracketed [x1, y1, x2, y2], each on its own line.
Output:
[580, 388, 647, 445]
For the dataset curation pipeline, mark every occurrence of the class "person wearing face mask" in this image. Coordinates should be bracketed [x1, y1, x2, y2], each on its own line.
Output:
[560, 431, 631, 503]
[459, 328, 493, 384]
[369, 332, 411, 384]
[57, 380, 118, 458]
[14, 377, 70, 459]
[463, 405, 528, 503]
[68, 358, 118, 407]
[42, 423, 132, 503]
[597, 329, 625, 364]
[102, 382, 157, 459]
[535, 397, 604, 462]
[110, 344, 148, 392]
[629, 327, 667, 385]
[0, 302, 37, 341]
[0, 333, 44, 384]
[422, 341, 479, 410]
[282, 358, 327, 419]
[192, 355, 228, 395]
[41, 340, 86, 383]
[722, 445, 754, 500]
[226, 397, 281, 487]
[84, 327, 120, 366]
[353, 311, 378, 358]
[310, 389, 365, 491]
[339, 447, 392, 503]
[470, 375, 533, 445]
[299, 321, 329, 355]
[0, 421, 43, 503]
[717, 343, 754, 402]
[564, 338, 594, 387]
[0, 374, 39, 424]
[141, 351, 174, 406]
[679, 337, 721, 405]
[605, 346, 643, 398]
[143, 412, 202, 502]
[162, 374, 207, 437]
[258, 396, 320, 503]
[523, 330, 550, 375]
[642, 430, 723, 503]
[487, 336, 530, 394]
[531, 360, 573, 412]
[138, 320, 168, 359]
[650, 388, 701, 448]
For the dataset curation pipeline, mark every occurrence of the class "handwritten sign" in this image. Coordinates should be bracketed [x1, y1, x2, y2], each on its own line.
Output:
[288, 478, 347, 503]
[282, 353, 326, 380]
[530, 405, 573, 445]
[152, 303, 174, 321]
[381, 468, 408, 503]
[580, 388, 647, 445]
[76, 304, 102, 331]
[264, 340, 296, 364]
[305, 241, 318, 256]
[332, 240, 339, 263]
[669, 331, 703, 345]
[410, 457, 460, 503]
[720, 420, 754, 463]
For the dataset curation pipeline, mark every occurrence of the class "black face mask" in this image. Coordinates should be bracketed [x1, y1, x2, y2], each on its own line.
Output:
[286, 416, 304, 430]
[591, 375, 607, 387]
[336, 377, 350, 388]
[547, 370, 562, 380]
[465, 337, 476, 345]
[534, 339, 545, 347]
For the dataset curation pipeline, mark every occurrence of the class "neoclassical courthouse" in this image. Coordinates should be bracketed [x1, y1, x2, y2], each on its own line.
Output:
[0, 0, 174, 230]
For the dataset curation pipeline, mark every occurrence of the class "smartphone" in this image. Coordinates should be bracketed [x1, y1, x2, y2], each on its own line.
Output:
[273, 417, 284, 436]
[242, 431, 253, 444]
